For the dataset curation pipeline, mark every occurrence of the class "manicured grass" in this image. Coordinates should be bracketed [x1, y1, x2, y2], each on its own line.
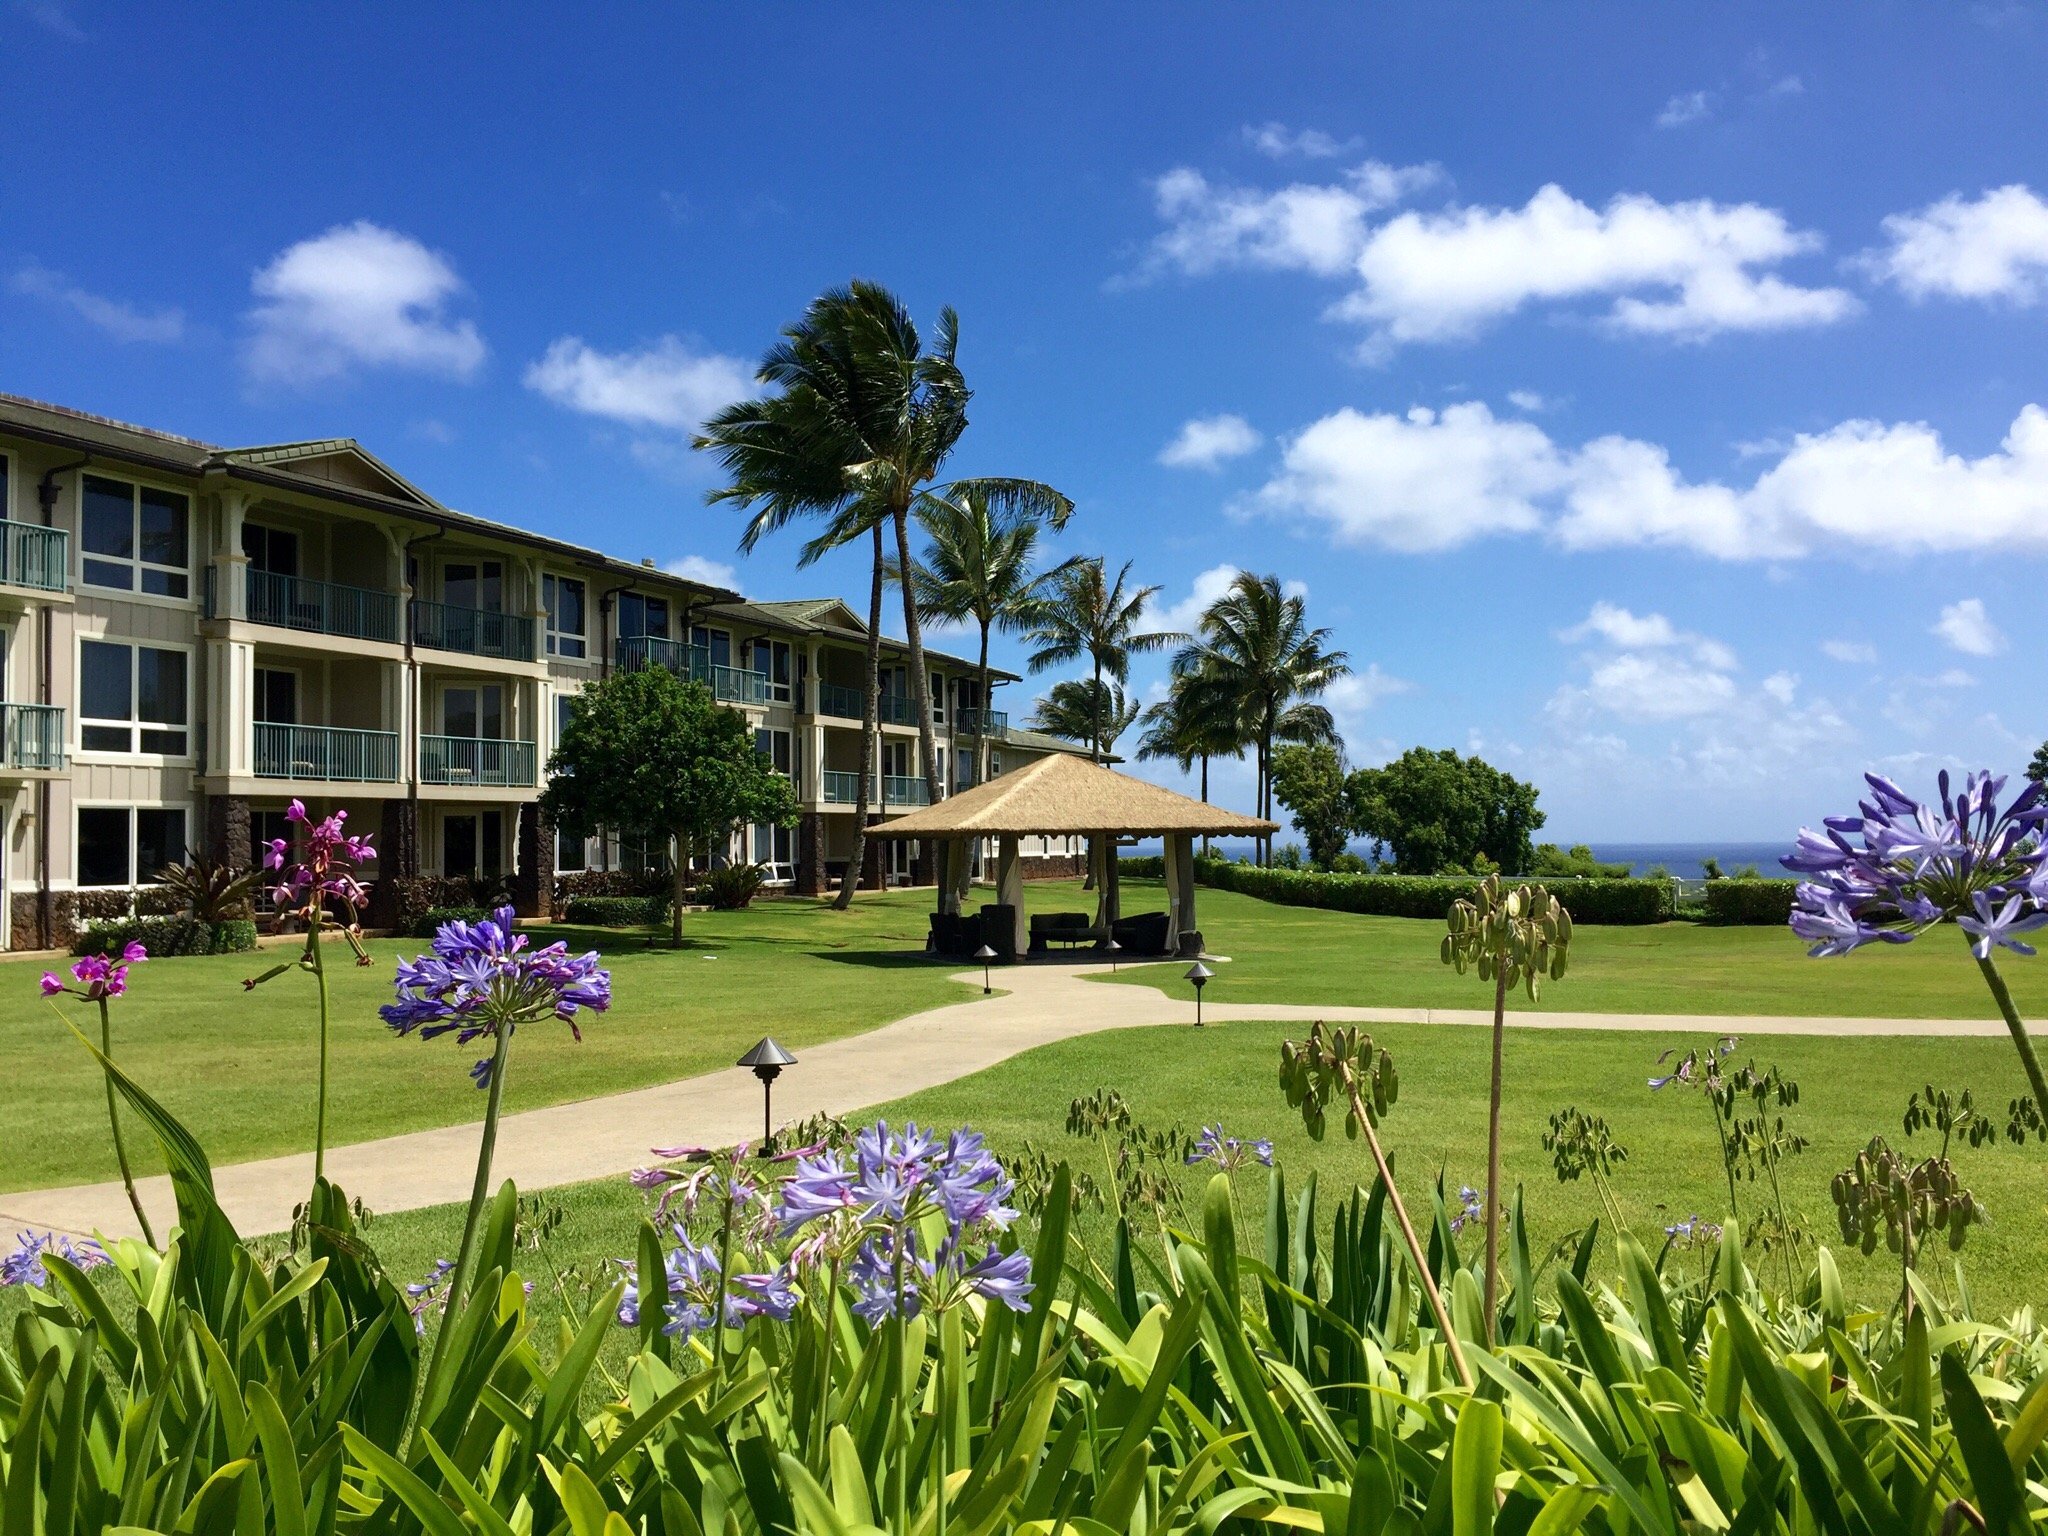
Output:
[1102, 882, 2048, 1020]
[357, 1013, 2048, 1325]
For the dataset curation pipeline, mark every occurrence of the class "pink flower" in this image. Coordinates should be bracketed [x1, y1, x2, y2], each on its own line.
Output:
[39, 972, 61, 996]
[121, 941, 147, 965]
[44, 945, 145, 1003]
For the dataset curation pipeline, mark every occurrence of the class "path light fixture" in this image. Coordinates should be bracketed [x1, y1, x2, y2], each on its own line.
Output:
[975, 943, 997, 995]
[1104, 936, 1121, 974]
[1185, 961, 1214, 1026]
[737, 1036, 797, 1145]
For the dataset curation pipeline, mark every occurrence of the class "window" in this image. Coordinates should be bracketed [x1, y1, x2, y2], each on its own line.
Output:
[619, 829, 673, 875]
[747, 639, 792, 702]
[443, 560, 503, 611]
[81, 475, 189, 597]
[0, 452, 9, 520]
[755, 727, 792, 777]
[77, 806, 186, 887]
[79, 640, 189, 755]
[690, 625, 730, 669]
[444, 684, 504, 739]
[443, 812, 504, 879]
[618, 591, 669, 640]
[751, 821, 792, 878]
[254, 668, 298, 725]
[556, 824, 591, 873]
[241, 523, 300, 576]
[930, 670, 946, 724]
[543, 573, 587, 657]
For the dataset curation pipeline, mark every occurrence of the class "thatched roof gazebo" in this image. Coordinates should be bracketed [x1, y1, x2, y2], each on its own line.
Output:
[869, 753, 1276, 958]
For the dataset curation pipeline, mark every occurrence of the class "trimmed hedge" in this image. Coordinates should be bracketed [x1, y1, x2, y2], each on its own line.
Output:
[74, 915, 258, 957]
[1118, 856, 1165, 878]
[562, 894, 670, 928]
[1703, 879, 1799, 926]
[1118, 856, 1675, 924]
[414, 905, 492, 938]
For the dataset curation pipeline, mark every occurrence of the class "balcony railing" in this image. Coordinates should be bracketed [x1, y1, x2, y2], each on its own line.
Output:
[821, 770, 861, 804]
[616, 635, 711, 681]
[954, 707, 1008, 739]
[877, 692, 919, 727]
[883, 775, 931, 807]
[0, 522, 68, 594]
[1, 703, 64, 770]
[815, 681, 862, 719]
[711, 665, 769, 707]
[253, 723, 400, 782]
[412, 600, 537, 662]
[243, 569, 403, 643]
[420, 735, 538, 787]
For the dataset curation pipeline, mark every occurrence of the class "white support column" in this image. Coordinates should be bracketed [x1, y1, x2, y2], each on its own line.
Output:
[214, 491, 251, 620]
[935, 840, 960, 917]
[1173, 834, 1200, 950]
[996, 834, 1025, 954]
[207, 638, 256, 777]
[1162, 833, 1186, 954]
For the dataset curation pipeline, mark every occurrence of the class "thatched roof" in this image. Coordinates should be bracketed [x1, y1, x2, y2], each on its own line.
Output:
[869, 753, 1278, 838]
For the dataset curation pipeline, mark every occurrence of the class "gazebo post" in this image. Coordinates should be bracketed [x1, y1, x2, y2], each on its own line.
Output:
[934, 840, 959, 918]
[1103, 835, 1122, 939]
[996, 834, 1026, 954]
[1162, 832, 1186, 953]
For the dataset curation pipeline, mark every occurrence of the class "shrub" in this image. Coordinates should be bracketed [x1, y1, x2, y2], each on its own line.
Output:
[73, 913, 257, 957]
[414, 905, 491, 938]
[1704, 878, 1800, 925]
[1117, 855, 1164, 878]
[156, 858, 259, 920]
[563, 894, 669, 927]
[554, 867, 669, 902]
[1197, 860, 1674, 923]
[696, 861, 767, 910]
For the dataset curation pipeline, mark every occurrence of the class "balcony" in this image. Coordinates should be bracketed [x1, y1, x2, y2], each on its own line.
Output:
[254, 723, 399, 783]
[0, 522, 68, 594]
[1, 703, 65, 771]
[815, 680, 862, 719]
[242, 569, 402, 644]
[711, 665, 769, 707]
[954, 707, 1008, 739]
[883, 775, 931, 807]
[412, 600, 537, 663]
[420, 735, 538, 788]
[616, 635, 711, 681]
[877, 692, 919, 727]
[821, 770, 861, 804]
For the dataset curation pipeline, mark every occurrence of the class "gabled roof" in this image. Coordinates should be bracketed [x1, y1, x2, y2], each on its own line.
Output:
[699, 596, 1014, 679]
[220, 439, 441, 511]
[869, 753, 1276, 838]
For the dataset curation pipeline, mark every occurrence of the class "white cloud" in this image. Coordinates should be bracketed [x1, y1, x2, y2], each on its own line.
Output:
[1321, 664, 1411, 737]
[1242, 123, 1354, 160]
[1656, 90, 1714, 128]
[1154, 563, 1308, 635]
[1158, 413, 1262, 470]
[666, 554, 740, 593]
[1140, 160, 1438, 279]
[1933, 598, 2005, 656]
[1252, 397, 2048, 560]
[244, 222, 485, 384]
[1822, 639, 1878, 664]
[10, 264, 183, 343]
[1505, 389, 1551, 412]
[1761, 670, 1800, 705]
[525, 335, 753, 433]
[1559, 601, 1735, 668]
[1862, 184, 2048, 304]
[1338, 185, 1858, 346]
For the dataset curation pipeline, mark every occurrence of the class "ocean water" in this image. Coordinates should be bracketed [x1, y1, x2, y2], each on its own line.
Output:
[1128, 836, 1791, 879]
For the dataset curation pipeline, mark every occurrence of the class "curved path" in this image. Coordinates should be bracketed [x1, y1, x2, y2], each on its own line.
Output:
[0, 959, 2006, 1241]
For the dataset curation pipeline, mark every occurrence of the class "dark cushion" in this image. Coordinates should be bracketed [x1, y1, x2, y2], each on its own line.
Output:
[1110, 910, 1171, 956]
[977, 904, 1018, 963]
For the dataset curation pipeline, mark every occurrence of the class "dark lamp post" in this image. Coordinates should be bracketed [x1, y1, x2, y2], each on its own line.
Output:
[1184, 961, 1214, 1026]
[975, 943, 997, 994]
[737, 1035, 797, 1145]
[1104, 937, 1121, 973]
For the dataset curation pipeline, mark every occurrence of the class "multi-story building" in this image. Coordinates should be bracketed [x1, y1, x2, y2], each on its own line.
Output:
[0, 394, 1088, 949]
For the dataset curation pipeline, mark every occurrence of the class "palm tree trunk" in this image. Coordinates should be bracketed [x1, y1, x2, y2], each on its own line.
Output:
[894, 506, 943, 888]
[836, 522, 886, 910]
[1200, 754, 1210, 857]
[975, 625, 992, 790]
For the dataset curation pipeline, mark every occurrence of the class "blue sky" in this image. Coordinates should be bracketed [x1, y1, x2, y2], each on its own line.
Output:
[4, 2, 2045, 843]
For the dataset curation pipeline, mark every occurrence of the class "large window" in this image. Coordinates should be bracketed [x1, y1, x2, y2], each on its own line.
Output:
[754, 726, 793, 778]
[555, 825, 592, 873]
[0, 452, 9, 520]
[81, 474, 190, 597]
[618, 591, 670, 640]
[78, 806, 186, 887]
[751, 821, 793, 879]
[543, 573, 587, 658]
[79, 640, 189, 755]
[747, 639, 793, 703]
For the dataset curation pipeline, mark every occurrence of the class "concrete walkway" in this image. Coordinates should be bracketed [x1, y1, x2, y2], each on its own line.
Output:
[0, 959, 2008, 1241]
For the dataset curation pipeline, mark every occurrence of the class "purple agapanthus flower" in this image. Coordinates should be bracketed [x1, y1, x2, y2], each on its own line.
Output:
[1185, 1123, 1275, 1171]
[1, 1229, 107, 1287]
[1448, 1185, 1484, 1235]
[382, 906, 610, 1087]
[642, 1231, 798, 1340]
[1784, 770, 2048, 958]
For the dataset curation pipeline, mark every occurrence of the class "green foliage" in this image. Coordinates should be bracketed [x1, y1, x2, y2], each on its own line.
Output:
[1025, 676, 1138, 757]
[2030, 738, 2048, 785]
[1198, 857, 1675, 923]
[156, 857, 260, 920]
[1704, 877, 1801, 924]
[697, 861, 767, 910]
[74, 913, 256, 957]
[412, 904, 491, 937]
[1346, 746, 1546, 874]
[562, 894, 671, 927]
[1270, 742, 1351, 868]
[1528, 841, 1632, 878]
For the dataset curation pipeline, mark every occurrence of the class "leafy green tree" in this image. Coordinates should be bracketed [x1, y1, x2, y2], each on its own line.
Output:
[542, 668, 796, 945]
[2030, 740, 2048, 785]
[1345, 748, 1545, 875]
[1171, 573, 1347, 865]
[1528, 843, 1631, 880]
[1025, 559, 1178, 764]
[698, 282, 1068, 906]
[1271, 743, 1352, 869]
[1135, 679, 1245, 854]
[1027, 678, 1139, 759]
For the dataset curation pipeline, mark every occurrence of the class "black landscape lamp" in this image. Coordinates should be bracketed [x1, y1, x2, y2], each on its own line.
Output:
[975, 943, 997, 995]
[1104, 936, 1122, 974]
[1184, 961, 1214, 1026]
[738, 1035, 797, 1145]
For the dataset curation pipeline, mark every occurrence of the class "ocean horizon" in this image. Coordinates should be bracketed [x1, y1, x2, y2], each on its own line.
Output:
[1129, 836, 1792, 880]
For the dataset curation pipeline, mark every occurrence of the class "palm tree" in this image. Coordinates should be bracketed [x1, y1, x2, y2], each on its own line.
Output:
[902, 488, 1075, 793]
[697, 282, 1068, 907]
[1024, 559, 1180, 765]
[1172, 573, 1349, 865]
[1135, 680, 1245, 854]
[1027, 678, 1139, 760]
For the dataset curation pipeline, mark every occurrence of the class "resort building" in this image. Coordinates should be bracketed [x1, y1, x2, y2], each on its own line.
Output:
[0, 394, 1089, 948]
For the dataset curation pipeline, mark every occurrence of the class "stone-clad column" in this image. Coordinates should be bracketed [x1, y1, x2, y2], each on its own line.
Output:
[511, 804, 553, 919]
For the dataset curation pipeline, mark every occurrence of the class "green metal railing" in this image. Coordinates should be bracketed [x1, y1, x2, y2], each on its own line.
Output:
[1, 703, 64, 770]
[815, 681, 863, 719]
[955, 707, 1008, 739]
[246, 569, 402, 643]
[616, 635, 712, 680]
[412, 600, 537, 662]
[884, 775, 931, 806]
[253, 723, 400, 782]
[712, 665, 769, 706]
[877, 692, 919, 727]
[822, 770, 861, 804]
[0, 522, 68, 593]
[420, 735, 538, 787]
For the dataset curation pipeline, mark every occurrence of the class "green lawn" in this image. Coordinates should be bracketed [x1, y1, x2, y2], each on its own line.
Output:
[1102, 882, 2048, 1019]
